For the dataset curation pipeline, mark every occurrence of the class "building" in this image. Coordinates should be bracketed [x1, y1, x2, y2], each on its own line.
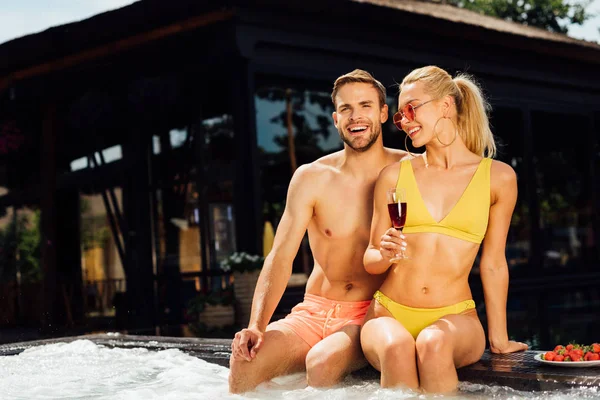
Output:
[0, 0, 598, 346]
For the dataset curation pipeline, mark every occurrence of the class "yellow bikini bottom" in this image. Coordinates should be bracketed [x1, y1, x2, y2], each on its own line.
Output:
[373, 290, 476, 339]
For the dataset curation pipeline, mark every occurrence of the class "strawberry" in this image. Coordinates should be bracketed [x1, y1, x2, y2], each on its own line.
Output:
[566, 344, 574, 351]
[544, 352, 556, 361]
[593, 343, 600, 353]
[554, 354, 565, 362]
[554, 345, 565, 352]
[569, 351, 582, 361]
[586, 352, 600, 361]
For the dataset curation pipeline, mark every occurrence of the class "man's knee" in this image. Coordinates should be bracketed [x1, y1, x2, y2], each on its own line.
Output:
[229, 356, 257, 394]
[228, 328, 309, 393]
[228, 357, 246, 394]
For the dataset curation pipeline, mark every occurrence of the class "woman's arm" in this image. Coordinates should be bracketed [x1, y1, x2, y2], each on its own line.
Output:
[364, 163, 406, 274]
[479, 161, 528, 354]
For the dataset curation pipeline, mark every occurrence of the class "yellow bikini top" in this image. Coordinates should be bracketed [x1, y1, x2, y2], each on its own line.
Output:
[396, 158, 492, 244]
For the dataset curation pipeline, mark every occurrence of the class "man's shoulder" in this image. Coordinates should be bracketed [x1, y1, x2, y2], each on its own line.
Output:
[302, 151, 343, 174]
[315, 150, 345, 166]
[293, 153, 340, 183]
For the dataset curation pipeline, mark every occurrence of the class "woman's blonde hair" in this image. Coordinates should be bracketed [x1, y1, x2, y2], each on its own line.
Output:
[400, 66, 496, 158]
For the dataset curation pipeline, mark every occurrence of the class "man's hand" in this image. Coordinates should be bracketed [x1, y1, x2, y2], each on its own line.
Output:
[490, 340, 528, 354]
[231, 327, 264, 362]
[379, 228, 406, 261]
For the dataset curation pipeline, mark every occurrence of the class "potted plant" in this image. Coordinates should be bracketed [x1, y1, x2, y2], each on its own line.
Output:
[219, 252, 264, 326]
[186, 288, 235, 334]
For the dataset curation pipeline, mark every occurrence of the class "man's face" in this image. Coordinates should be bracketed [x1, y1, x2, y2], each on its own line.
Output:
[332, 82, 388, 152]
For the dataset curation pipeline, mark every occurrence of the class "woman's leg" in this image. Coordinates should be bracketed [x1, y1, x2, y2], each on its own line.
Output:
[415, 310, 485, 393]
[360, 301, 419, 389]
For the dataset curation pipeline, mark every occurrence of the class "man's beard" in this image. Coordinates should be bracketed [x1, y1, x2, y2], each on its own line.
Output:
[339, 124, 381, 153]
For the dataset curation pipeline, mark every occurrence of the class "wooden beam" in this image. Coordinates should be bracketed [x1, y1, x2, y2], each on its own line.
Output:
[0, 9, 234, 93]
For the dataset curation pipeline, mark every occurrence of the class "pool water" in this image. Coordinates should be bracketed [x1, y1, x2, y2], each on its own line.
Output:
[1, 340, 599, 399]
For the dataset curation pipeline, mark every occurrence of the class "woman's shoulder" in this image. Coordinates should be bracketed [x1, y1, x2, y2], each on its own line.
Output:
[489, 159, 516, 183]
[489, 159, 517, 199]
[377, 160, 403, 186]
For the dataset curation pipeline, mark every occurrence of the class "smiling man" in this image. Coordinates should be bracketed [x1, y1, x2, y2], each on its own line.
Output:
[229, 70, 412, 393]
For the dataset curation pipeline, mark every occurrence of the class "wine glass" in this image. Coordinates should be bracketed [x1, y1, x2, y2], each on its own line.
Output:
[386, 187, 408, 262]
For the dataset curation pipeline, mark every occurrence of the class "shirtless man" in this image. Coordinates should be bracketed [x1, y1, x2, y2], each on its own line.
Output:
[228, 70, 411, 393]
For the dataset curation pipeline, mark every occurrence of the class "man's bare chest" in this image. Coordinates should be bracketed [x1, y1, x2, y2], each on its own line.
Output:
[311, 183, 374, 240]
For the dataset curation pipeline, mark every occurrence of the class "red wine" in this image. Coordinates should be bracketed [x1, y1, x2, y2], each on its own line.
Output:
[388, 202, 407, 229]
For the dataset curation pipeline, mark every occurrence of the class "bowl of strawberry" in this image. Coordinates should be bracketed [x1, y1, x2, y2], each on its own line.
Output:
[535, 343, 600, 367]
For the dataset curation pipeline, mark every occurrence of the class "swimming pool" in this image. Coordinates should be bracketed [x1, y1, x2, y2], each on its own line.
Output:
[1, 334, 599, 399]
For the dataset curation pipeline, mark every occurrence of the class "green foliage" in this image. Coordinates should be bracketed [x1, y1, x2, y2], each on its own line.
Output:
[0, 210, 42, 283]
[448, 0, 593, 34]
[80, 198, 111, 251]
[0, 217, 17, 282]
[17, 210, 42, 283]
[256, 88, 338, 223]
[219, 252, 264, 273]
[256, 88, 337, 164]
[186, 288, 234, 314]
[185, 288, 236, 336]
[80, 217, 110, 251]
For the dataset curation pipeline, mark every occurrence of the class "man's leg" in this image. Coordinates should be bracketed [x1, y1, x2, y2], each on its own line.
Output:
[415, 311, 485, 393]
[305, 324, 366, 387]
[229, 326, 311, 394]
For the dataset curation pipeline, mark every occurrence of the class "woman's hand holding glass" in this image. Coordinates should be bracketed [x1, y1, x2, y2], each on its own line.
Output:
[379, 227, 407, 262]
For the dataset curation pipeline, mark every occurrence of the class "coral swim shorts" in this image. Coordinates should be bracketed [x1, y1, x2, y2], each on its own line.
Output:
[269, 293, 371, 347]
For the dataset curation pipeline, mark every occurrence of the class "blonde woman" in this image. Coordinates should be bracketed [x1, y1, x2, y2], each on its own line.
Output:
[361, 66, 528, 393]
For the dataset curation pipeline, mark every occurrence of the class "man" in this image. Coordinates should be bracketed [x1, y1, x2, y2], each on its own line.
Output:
[229, 69, 410, 393]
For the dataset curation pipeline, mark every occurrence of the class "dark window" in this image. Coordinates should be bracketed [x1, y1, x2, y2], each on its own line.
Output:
[256, 83, 340, 275]
[493, 108, 531, 276]
[532, 111, 594, 271]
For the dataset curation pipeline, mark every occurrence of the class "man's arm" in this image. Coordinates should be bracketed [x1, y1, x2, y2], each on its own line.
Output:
[248, 164, 317, 331]
[479, 161, 528, 354]
[231, 164, 317, 360]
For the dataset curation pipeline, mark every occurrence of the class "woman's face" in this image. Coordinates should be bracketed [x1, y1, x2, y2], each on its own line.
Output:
[397, 81, 443, 149]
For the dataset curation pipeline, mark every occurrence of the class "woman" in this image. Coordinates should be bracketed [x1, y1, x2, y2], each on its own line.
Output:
[361, 66, 528, 393]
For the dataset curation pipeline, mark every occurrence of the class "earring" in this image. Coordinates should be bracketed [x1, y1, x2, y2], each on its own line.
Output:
[404, 135, 417, 158]
[433, 117, 458, 147]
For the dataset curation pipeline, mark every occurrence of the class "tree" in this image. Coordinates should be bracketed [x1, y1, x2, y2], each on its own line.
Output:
[0, 209, 42, 284]
[448, 0, 593, 34]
